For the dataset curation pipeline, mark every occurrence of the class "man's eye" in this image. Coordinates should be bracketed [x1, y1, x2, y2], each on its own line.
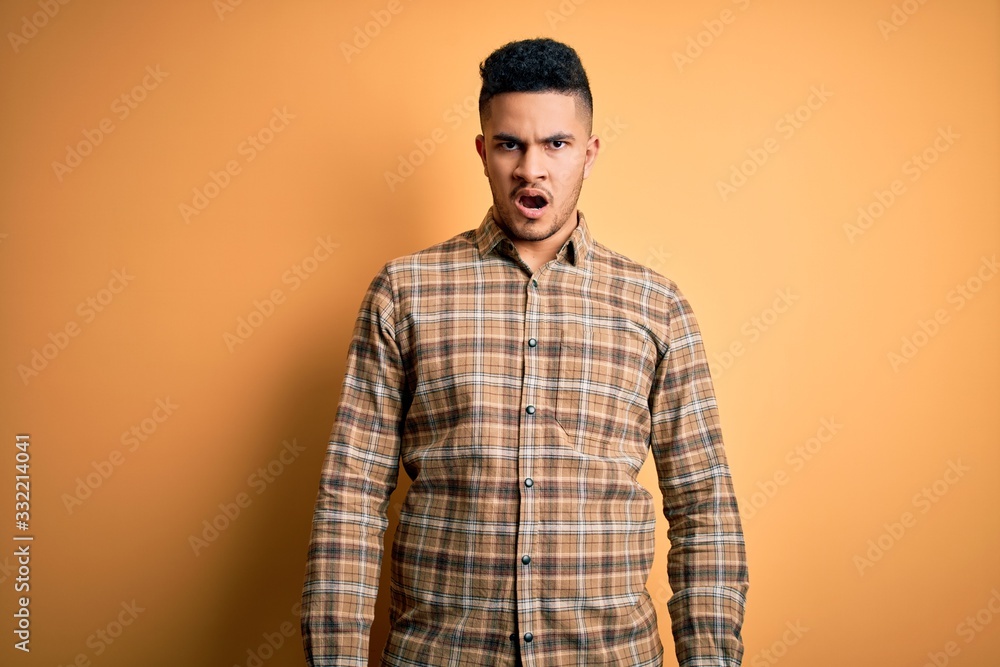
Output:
[500, 142, 518, 151]
[551, 140, 565, 149]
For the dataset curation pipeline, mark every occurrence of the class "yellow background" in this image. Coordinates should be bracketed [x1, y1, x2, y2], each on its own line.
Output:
[2, 0, 998, 665]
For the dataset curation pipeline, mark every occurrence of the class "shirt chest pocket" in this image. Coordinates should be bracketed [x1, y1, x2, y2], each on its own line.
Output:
[553, 323, 652, 460]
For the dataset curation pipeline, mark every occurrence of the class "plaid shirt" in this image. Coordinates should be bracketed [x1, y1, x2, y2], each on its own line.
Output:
[302, 209, 748, 666]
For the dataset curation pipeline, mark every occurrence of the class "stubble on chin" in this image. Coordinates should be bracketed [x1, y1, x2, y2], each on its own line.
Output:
[491, 194, 570, 243]
[501, 213, 563, 243]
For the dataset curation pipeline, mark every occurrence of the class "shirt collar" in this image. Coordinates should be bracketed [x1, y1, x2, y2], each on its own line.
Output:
[474, 206, 593, 268]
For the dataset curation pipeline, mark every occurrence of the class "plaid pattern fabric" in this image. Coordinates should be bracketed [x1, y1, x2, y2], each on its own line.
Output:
[302, 208, 748, 666]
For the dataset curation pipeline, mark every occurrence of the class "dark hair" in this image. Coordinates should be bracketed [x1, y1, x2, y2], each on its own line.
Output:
[479, 38, 593, 127]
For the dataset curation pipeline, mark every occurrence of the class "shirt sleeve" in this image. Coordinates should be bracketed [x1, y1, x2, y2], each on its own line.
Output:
[301, 266, 406, 666]
[649, 285, 749, 667]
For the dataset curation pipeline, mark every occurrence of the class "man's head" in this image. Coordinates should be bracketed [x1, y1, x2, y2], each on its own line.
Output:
[475, 39, 599, 252]
[478, 38, 593, 134]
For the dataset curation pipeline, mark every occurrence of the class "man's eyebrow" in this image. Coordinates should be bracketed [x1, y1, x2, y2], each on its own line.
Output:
[542, 132, 575, 142]
[492, 132, 523, 143]
[491, 132, 575, 143]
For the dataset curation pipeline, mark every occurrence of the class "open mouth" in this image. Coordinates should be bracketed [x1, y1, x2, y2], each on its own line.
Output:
[514, 191, 550, 219]
[519, 194, 547, 209]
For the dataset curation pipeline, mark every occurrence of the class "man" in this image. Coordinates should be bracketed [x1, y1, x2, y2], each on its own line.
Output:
[302, 38, 748, 666]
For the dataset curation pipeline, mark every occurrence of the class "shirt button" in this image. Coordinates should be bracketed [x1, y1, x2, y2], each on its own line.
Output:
[525, 405, 535, 415]
[524, 632, 534, 643]
[521, 554, 531, 565]
[527, 338, 537, 347]
[531, 279, 538, 288]
[509, 632, 516, 642]
[524, 477, 533, 488]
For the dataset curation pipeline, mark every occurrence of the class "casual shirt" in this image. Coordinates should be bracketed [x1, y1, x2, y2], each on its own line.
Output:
[301, 208, 749, 666]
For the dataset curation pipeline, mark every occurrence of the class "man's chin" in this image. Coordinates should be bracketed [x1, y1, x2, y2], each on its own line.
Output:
[496, 197, 577, 242]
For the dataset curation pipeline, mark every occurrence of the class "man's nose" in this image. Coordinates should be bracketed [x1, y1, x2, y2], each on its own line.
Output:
[513, 145, 546, 182]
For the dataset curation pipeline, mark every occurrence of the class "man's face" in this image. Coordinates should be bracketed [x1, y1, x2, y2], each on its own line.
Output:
[475, 92, 599, 245]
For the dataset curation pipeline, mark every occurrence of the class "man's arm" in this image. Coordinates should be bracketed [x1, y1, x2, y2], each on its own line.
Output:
[301, 267, 406, 666]
[649, 286, 749, 667]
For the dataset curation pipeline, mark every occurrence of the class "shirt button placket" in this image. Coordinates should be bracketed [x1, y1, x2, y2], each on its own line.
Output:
[517, 273, 541, 659]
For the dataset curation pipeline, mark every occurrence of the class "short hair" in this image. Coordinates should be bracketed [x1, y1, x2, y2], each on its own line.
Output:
[478, 38, 593, 128]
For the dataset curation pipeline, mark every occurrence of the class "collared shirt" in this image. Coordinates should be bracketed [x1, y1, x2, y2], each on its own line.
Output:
[302, 208, 748, 666]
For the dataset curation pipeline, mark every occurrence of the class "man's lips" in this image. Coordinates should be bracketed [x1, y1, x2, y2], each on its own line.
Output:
[515, 188, 549, 207]
[514, 189, 550, 219]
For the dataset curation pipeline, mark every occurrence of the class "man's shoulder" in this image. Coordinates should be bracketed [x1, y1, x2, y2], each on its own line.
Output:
[382, 228, 479, 275]
[588, 239, 706, 343]
[589, 238, 681, 302]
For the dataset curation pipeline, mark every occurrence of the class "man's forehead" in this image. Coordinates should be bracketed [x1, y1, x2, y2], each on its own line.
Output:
[484, 91, 589, 133]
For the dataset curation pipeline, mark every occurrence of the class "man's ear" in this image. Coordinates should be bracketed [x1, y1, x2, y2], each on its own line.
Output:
[475, 135, 488, 177]
[583, 134, 600, 179]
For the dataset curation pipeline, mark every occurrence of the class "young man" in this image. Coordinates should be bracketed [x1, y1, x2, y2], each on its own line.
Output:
[302, 38, 749, 666]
